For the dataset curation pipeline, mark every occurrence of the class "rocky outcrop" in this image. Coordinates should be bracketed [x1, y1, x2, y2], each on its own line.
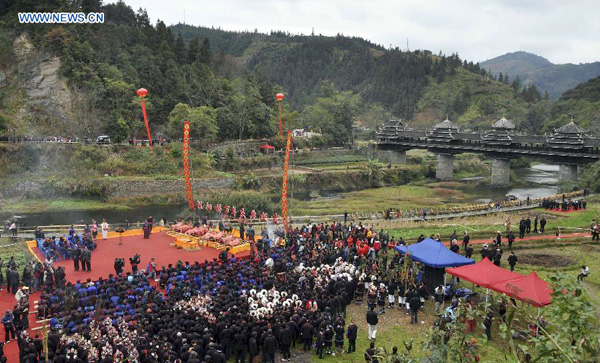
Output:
[11, 34, 81, 135]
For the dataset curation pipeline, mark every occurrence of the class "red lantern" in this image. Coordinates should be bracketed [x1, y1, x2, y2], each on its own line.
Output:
[136, 88, 148, 98]
[275, 93, 285, 102]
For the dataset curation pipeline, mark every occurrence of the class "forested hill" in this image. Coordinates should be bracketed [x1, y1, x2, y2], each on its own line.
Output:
[171, 23, 498, 118]
[481, 51, 600, 101]
[170, 24, 549, 131]
[0, 0, 557, 146]
[548, 76, 600, 132]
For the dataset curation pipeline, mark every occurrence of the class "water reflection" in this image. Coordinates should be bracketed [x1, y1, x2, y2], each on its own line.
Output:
[472, 163, 559, 203]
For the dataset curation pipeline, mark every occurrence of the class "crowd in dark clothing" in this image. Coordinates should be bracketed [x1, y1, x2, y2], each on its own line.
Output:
[541, 198, 587, 211]
[5, 217, 538, 362]
[10, 221, 460, 362]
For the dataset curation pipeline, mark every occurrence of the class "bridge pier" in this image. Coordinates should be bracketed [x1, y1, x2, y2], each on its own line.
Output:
[491, 158, 510, 188]
[436, 154, 454, 181]
[558, 164, 578, 183]
[377, 150, 406, 164]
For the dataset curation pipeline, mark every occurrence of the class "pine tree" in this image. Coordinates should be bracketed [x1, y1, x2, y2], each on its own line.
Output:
[174, 33, 186, 63]
[199, 38, 211, 64]
[188, 37, 199, 64]
[511, 76, 521, 91]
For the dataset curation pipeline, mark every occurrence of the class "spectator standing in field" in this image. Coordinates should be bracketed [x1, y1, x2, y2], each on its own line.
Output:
[540, 215, 547, 233]
[508, 252, 518, 271]
[366, 306, 378, 340]
[462, 231, 470, 250]
[347, 319, 358, 353]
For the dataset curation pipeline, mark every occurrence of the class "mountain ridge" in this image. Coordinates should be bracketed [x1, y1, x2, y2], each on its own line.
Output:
[481, 51, 600, 100]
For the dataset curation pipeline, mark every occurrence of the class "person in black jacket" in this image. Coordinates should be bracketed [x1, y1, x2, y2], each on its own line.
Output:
[508, 251, 518, 271]
[248, 331, 258, 363]
[347, 319, 358, 353]
[323, 325, 333, 355]
[540, 215, 547, 233]
[334, 323, 344, 355]
[9, 269, 18, 295]
[365, 341, 378, 363]
[519, 218, 526, 239]
[366, 306, 378, 340]
[507, 230, 516, 249]
[232, 327, 246, 363]
[262, 329, 278, 363]
[465, 244, 474, 259]
[129, 254, 141, 275]
[278, 325, 292, 361]
[409, 290, 421, 324]
[219, 324, 233, 359]
[315, 328, 325, 359]
[480, 245, 489, 261]
[114, 258, 125, 276]
[484, 310, 493, 340]
[301, 321, 313, 351]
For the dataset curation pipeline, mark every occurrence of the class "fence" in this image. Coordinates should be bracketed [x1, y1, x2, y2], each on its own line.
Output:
[16, 190, 587, 237]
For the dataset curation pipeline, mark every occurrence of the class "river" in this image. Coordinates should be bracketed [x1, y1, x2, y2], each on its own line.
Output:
[1, 204, 187, 228]
[469, 163, 559, 203]
[2, 164, 562, 227]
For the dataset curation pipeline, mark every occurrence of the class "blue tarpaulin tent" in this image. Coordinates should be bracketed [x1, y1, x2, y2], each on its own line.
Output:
[394, 238, 475, 268]
[395, 238, 475, 292]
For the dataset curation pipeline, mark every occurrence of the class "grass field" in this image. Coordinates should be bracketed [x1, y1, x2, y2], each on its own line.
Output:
[0, 237, 35, 276]
[289, 185, 472, 216]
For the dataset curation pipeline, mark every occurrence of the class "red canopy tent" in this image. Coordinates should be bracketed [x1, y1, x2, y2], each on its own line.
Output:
[490, 271, 553, 308]
[446, 258, 525, 289]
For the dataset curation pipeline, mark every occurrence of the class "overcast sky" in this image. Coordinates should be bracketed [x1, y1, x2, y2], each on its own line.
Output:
[112, 0, 600, 64]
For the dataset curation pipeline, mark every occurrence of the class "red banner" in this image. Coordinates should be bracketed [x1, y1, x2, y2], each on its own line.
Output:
[281, 130, 292, 233]
[141, 98, 154, 150]
[183, 121, 194, 210]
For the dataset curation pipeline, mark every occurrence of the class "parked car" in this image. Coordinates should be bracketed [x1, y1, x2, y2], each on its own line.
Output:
[95, 135, 111, 144]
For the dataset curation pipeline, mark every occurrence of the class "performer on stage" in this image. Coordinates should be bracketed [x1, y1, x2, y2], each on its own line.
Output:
[101, 219, 109, 240]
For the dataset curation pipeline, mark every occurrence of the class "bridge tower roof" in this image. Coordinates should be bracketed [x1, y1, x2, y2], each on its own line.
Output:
[492, 117, 515, 130]
[548, 121, 587, 149]
[429, 118, 460, 142]
[555, 121, 588, 134]
[434, 118, 460, 130]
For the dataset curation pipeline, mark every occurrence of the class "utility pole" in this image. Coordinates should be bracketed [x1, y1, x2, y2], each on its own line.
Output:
[183, 10, 186, 25]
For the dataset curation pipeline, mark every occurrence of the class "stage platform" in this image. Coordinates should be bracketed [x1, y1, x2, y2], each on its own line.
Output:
[30, 230, 252, 284]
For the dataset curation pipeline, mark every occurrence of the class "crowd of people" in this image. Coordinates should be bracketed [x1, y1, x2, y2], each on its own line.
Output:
[541, 197, 587, 212]
[0, 220, 496, 362]
[0, 205, 588, 363]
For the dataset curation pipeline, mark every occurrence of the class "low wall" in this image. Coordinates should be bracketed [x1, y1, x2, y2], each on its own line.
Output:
[107, 178, 236, 197]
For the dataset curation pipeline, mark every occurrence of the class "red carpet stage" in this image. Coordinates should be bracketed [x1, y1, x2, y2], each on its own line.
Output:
[33, 231, 252, 284]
